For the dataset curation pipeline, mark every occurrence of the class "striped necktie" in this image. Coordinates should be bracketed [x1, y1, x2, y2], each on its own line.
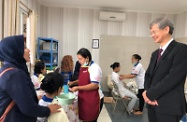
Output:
[157, 48, 163, 62]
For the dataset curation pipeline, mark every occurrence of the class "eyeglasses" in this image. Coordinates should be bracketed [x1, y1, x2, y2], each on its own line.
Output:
[150, 30, 160, 37]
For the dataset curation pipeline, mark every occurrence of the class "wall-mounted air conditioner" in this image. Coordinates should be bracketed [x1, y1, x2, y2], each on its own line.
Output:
[99, 11, 126, 21]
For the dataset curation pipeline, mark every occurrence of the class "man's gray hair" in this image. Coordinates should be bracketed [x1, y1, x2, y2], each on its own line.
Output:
[150, 17, 174, 35]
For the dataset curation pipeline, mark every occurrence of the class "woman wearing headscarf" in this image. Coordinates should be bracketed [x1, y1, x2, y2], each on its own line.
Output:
[0, 35, 61, 122]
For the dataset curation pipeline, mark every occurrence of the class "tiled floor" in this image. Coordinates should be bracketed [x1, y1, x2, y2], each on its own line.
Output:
[98, 105, 112, 122]
[98, 92, 187, 122]
[105, 101, 148, 122]
[102, 92, 149, 122]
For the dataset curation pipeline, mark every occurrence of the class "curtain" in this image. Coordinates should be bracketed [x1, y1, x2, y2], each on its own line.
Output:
[0, 0, 20, 67]
[0, 0, 3, 39]
[27, 10, 37, 74]
[3, 0, 20, 38]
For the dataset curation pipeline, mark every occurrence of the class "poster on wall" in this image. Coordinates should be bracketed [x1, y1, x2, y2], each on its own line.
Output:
[92, 39, 99, 49]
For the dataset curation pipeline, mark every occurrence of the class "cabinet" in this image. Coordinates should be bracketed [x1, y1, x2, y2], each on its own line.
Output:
[37, 37, 58, 70]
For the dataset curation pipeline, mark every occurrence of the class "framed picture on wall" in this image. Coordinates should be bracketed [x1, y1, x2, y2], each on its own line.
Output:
[92, 39, 99, 49]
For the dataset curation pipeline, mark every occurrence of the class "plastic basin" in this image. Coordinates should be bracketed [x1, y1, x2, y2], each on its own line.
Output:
[57, 92, 76, 105]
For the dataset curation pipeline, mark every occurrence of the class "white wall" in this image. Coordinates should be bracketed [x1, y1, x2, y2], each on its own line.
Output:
[39, 6, 187, 92]
[39, 6, 177, 66]
[38, 7, 187, 91]
[100, 35, 158, 91]
[175, 11, 187, 38]
[1, 1, 186, 91]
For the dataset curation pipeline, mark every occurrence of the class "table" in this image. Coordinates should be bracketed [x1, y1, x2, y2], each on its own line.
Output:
[61, 92, 80, 122]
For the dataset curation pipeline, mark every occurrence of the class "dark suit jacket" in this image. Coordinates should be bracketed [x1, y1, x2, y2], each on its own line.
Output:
[144, 40, 187, 115]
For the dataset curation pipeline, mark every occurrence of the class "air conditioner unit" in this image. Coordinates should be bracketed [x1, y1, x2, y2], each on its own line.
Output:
[99, 11, 126, 21]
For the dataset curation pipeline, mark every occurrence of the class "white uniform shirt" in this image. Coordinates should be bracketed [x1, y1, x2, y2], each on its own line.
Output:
[31, 75, 40, 90]
[131, 63, 145, 89]
[37, 95, 69, 122]
[37, 96, 53, 122]
[111, 71, 130, 97]
[89, 62, 104, 99]
[160, 38, 173, 55]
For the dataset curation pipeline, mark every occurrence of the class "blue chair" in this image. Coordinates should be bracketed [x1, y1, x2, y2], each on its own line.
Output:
[61, 72, 73, 93]
[61, 72, 72, 85]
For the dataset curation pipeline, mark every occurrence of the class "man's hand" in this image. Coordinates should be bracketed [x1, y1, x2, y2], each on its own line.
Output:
[147, 100, 158, 106]
[142, 91, 158, 106]
[142, 91, 149, 102]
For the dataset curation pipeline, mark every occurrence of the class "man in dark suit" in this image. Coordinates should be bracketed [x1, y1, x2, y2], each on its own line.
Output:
[143, 17, 187, 122]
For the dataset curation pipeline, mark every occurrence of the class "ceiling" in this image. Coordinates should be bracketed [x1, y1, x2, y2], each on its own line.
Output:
[39, 0, 187, 14]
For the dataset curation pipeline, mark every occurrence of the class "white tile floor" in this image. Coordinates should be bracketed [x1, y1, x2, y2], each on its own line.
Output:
[98, 105, 112, 122]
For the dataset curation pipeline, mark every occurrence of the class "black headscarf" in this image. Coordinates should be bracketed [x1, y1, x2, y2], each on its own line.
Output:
[0, 35, 29, 75]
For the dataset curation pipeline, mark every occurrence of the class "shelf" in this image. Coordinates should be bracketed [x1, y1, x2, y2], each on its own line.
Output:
[46, 66, 57, 70]
[37, 37, 59, 70]
[38, 37, 58, 43]
[45, 63, 58, 66]
[38, 50, 58, 53]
